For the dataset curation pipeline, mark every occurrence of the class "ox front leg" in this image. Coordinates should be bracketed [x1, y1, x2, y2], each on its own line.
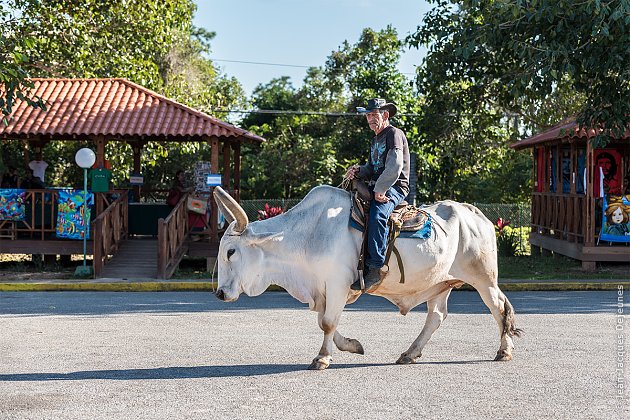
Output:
[397, 289, 451, 364]
[308, 285, 348, 370]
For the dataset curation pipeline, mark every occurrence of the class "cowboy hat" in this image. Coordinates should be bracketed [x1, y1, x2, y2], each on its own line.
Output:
[356, 98, 397, 118]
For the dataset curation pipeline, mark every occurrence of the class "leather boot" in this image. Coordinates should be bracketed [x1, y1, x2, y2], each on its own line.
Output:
[350, 268, 383, 292]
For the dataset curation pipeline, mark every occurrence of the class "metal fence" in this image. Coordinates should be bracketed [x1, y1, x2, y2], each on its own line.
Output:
[472, 203, 531, 228]
[240, 199, 302, 221]
[241, 199, 532, 255]
[241, 199, 531, 228]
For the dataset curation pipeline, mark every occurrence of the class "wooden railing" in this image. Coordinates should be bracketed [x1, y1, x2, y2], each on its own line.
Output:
[93, 193, 129, 276]
[531, 192, 587, 243]
[0, 189, 117, 240]
[157, 194, 189, 279]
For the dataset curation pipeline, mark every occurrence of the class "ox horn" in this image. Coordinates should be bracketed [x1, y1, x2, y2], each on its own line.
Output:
[213, 186, 248, 234]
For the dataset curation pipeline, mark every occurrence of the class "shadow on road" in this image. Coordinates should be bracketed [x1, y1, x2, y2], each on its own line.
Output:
[0, 361, 476, 381]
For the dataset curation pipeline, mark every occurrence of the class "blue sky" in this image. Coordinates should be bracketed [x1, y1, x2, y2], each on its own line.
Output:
[193, 0, 432, 97]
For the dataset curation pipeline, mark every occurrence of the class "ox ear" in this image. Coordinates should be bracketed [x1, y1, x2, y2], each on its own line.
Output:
[214, 186, 248, 234]
[247, 231, 284, 246]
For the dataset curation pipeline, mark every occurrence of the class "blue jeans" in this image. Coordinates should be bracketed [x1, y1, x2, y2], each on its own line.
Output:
[366, 185, 406, 270]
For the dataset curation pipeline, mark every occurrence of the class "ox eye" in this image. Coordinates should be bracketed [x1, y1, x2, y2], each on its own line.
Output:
[227, 249, 235, 260]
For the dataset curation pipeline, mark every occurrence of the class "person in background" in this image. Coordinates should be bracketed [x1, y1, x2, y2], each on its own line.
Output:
[28, 147, 48, 184]
[345, 98, 411, 293]
[166, 170, 193, 207]
[1, 165, 19, 188]
[21, 168, 44, 189]
[596, 151, 621, 195]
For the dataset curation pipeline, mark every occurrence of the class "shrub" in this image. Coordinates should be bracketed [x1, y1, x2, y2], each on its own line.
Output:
[257, 203, 284, 220]
[495, 218, 519, 257]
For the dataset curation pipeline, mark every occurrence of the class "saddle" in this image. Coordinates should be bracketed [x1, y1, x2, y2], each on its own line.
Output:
[348, 180, 433, 284]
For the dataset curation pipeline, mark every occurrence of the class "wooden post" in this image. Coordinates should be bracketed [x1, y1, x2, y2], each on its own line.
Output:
[570, 143, 577, 195]
[585, 140, 594, 246]
[93, 217, 103, 277]
[157, 218, 166, 279]
[94, 137, 106, 217]
[95, 136, 106, 168]
[233, 142, 241, 202]
[131, 142, 144, 202]
[222, 140, 231, 191]
[555, 144, 562, 238]
[210, 137, 219, 243]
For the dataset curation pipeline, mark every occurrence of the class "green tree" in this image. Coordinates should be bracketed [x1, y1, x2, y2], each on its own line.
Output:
[409, 0, 630, 146]
[240, 27, 420, 200]
[0, 0, 245, 189]
[240, 77, 341, 198]
[0, 0, 47, 122]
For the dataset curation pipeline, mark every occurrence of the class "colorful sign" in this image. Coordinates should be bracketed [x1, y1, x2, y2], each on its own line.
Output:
[56, 189, 94, 240]
[129, 173, 144, 186]
[600, 195, 630, 243]
[594, 149, 622, 196]
[206, 174, 222, 187]
[0, 189, 26, 221]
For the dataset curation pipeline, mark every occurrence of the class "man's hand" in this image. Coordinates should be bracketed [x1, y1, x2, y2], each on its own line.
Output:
[374, 192, 390, 203]
[344, 165, 359, 180]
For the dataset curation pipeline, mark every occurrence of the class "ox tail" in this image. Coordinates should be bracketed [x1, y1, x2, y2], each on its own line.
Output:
[502, 297, 523, 338]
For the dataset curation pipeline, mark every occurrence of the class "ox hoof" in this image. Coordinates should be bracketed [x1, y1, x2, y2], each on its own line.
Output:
[494, 350, 513, 361]
[349, 339, 365, 355]
[308, 357, 331, 370]
[396, 353, 417, 365]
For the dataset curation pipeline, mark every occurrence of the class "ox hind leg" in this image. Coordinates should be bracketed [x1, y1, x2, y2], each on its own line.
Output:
[309, 285, 361, 370]
[476, 285, 523, 361]
[397, 288, 452, 364]
[333, 331, 364, 355]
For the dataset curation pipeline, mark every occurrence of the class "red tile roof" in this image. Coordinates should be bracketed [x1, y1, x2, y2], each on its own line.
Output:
[0, 78, 264, 143]
[510, 118, 629, 150]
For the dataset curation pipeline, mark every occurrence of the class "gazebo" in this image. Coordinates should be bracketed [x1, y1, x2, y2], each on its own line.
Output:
[511, 119, 629, 269]
[0, 78, 264, 278]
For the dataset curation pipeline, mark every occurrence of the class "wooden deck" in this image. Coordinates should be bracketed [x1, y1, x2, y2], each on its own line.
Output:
[101, 239, 158, 279]
[530, 232, 630, 262]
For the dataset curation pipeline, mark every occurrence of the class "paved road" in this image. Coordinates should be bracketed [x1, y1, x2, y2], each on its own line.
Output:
[0, 291, 627, 419]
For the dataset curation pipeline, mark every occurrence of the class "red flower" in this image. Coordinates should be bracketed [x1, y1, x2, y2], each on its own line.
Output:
[257, 203, 284, 220]
[496, 217, 510, 232]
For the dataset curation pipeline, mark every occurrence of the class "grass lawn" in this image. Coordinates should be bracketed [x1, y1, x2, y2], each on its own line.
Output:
[498, 255, 629, 280]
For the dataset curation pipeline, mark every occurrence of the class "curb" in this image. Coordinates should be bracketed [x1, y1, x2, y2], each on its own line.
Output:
[0, 282, 627, 292]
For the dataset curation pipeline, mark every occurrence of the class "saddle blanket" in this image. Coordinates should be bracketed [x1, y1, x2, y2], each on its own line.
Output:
[349, 192, 433, 239]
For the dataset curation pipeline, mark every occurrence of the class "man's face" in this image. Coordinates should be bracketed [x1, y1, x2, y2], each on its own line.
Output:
[365, 110, 387, 133]
[597, 157, 612, 175]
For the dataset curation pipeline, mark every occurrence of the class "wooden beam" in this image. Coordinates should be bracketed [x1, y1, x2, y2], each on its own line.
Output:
[0, 240, 92, 255]
[130, 142, 144, 202]
[95, 136, 106, 167]
[209, 137, 219, 243]
[222, 140, 231, 190]
[570, 143, 577, 194]
[233, 142, 241, 202]
[585, 140, 594, 245]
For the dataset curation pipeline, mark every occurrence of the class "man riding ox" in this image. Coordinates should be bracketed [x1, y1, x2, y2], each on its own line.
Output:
[347, 98, 410, 293]
[213, 183, 522, 370]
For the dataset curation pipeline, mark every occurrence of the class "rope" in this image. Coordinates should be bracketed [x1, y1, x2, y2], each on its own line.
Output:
[338, 173, 353, 190]
[210, 258, 218, 292]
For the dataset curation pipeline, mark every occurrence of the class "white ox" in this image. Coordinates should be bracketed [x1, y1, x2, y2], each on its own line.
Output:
[213, 185, 522, 370]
